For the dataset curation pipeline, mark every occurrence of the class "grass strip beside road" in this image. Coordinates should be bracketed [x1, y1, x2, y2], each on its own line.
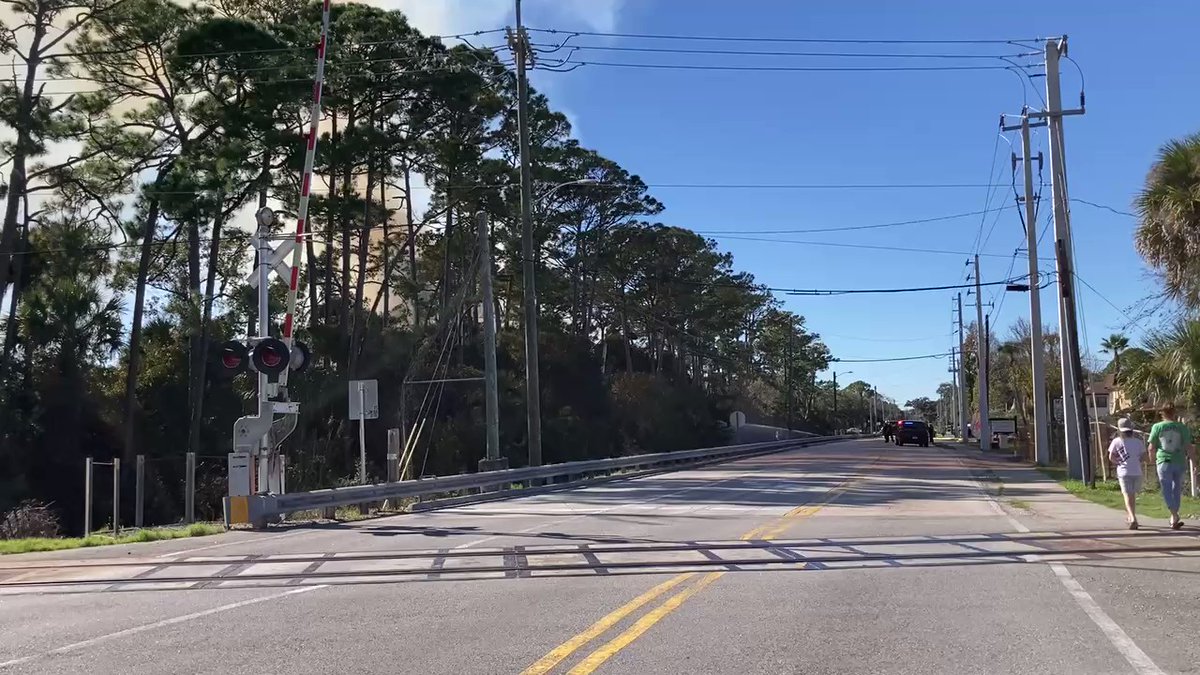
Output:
[0, 523, 225, 555]
[1038, 466, 1200, 520]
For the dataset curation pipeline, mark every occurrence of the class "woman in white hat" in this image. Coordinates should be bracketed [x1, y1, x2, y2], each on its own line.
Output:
[1108, 417, 1147, 529]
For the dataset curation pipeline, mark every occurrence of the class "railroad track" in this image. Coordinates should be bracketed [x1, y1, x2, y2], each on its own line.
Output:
[3, 530, 1197, 595]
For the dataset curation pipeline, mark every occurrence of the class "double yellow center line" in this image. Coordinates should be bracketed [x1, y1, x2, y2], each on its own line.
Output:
[521, 464, 873, 674]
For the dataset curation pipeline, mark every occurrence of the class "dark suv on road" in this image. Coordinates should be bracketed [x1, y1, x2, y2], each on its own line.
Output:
[894, 420, 930, 447]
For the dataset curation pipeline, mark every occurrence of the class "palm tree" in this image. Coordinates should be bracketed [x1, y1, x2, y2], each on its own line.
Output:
[1123, 320, 1200, 410]
[1100, 333, 1130, 383]
[1135, 133, 1200, 307]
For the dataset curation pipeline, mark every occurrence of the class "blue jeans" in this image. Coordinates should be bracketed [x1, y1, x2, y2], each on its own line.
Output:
[1158, 462, 1186, 514]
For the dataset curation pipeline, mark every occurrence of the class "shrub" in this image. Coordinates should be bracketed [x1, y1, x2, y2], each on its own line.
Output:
[0, 500, 61, 539]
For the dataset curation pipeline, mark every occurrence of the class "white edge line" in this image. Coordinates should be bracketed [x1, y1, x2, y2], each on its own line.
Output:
[954, 453, 1164, 675]
[0, 585, 327, 670]
[1048, 563, 1164, 675]
[157, 529, 309, 559]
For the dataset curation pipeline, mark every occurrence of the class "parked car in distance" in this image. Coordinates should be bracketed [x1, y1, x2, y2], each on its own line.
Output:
[894, 420, 930, 447]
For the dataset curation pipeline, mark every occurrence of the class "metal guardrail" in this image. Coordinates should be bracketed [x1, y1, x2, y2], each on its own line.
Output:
[227, 435, 845, 528]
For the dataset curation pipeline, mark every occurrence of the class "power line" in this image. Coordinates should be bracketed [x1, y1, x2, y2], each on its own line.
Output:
[13, 47, 516, 84]
[988, 243, 1024, 319]
[644, 182, 1045, 190]
[531, 42, 1039, 60]
[538, 59, 1025, 73]
[833, 352, 950, 363]
[692, 206, 1015, 235]
[527, 27, 1047, 46]
[978, 137, 1020, 253]
[706, 233, 1055, 260]
[1072, 271, 1140, 333]
[0, 29, 507, 70]
[1071, 198, 1135, 218]
[778, 277, 1028, 296]
[819, 331, 953, 343]
[8, 183, 1036, 200]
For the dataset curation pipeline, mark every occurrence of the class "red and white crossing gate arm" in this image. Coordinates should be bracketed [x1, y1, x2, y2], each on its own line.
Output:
[279, 0, 332, 389]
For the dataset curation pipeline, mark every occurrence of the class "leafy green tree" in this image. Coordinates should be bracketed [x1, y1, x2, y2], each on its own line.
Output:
[0, 0, 124, 330]
[905, 397, 938, 423]
[0, 0, 902, 530]
[1135, 133, 1200, 307]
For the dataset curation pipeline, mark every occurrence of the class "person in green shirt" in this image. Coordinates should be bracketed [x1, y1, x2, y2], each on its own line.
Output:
[1147, 404, 1196, 529]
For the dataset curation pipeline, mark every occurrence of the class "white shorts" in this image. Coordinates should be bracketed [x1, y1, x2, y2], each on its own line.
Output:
[1118, 474, 1143, 495]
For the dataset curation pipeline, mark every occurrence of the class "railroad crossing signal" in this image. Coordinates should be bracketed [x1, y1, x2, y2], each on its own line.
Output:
[215, 339, 310, 381]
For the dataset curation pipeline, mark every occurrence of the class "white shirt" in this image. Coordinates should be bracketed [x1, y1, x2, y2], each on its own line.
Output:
[1108, 435, 1146, 477]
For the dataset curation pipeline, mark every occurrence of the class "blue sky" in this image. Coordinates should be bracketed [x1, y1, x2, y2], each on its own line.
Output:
[488, 0, 1194, 405]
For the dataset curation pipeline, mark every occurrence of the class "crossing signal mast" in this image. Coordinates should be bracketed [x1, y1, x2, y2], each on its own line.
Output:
[223, 0, 331, 524]
[220, 207, 313, 515]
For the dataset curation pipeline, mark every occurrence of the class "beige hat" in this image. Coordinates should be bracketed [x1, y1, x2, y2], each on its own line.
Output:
[1117, 417, 1135, 431]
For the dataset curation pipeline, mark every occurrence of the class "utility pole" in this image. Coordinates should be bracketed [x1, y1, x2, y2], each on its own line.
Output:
[785, 329, 794, 431]
[1038, 37, 1090, 482]
[949, 345, 960, 438]
[985, 313, 991, 388]
[956, 293, 969, 442]
[478, 213, 505, 472]
[1004, 111, 1051, 465]
[831, 370, 851, 433]
[974, 256, 990, 451]
[832, 371, 838, 432]
[511, 0, 542, 468]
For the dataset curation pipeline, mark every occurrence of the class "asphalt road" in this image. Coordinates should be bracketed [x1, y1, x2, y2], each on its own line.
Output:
[3, 438, 1199, 674]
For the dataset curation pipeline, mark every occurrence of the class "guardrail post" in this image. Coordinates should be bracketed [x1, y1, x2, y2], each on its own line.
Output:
[135, 455, 144, 529]
[112, 457, 121, 537]
[387, 429, 399, 483]
[83, 457, 93, 536]
[185, 451, 196, 524]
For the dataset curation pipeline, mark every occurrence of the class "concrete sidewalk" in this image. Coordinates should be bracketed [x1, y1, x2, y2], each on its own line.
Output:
[940, 442, 1140, 532]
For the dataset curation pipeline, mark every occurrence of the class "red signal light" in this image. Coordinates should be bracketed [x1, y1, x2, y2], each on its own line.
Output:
[251, 338, 291, 378]
[215, 340, 249, 377]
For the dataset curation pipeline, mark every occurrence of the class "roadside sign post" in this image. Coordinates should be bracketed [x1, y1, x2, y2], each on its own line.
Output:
[112, 457, 121, 536]
[185, 451, 196, 524]
[135, 455, 144, 529]
[349, 379, 379, 485]
[83, 457, 93, 536]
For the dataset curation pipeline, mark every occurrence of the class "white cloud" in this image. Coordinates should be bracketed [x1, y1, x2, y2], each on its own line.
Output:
[376, 0, 623, 35]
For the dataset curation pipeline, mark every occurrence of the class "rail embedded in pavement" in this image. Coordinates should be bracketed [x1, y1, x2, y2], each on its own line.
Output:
[225, 436, 847, 528]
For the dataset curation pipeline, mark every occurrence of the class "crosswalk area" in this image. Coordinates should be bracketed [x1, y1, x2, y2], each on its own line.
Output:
[3, 529, 1198, 596]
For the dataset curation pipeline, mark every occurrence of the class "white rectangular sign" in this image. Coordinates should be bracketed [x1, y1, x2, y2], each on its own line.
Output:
[990, 418, 1017, 434]
[349, 379, 379, 420]
[228, 452, 252, 497]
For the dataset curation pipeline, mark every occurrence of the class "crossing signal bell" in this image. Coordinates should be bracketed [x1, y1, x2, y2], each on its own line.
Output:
[289, 341, 311, 374]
